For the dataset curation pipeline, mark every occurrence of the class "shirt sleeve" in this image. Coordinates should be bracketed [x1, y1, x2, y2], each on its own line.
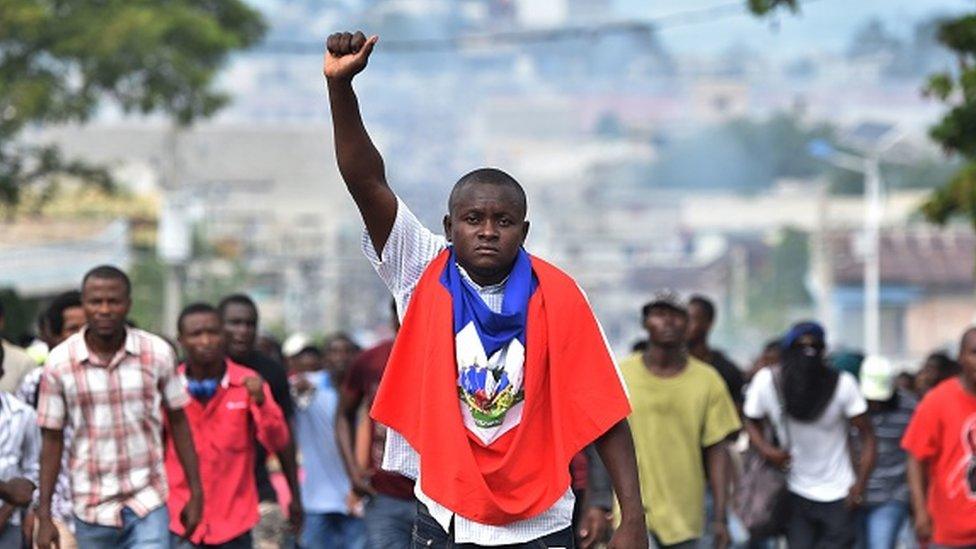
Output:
[901, 395, 941, 462]
[20, 408, 40, 487]
[37, 368, 66, 430]
[15, 368, 42, 409]
[702, 370, 743, 447]
[157, 345, 190, 410]
[361, 196, 447, 316]
[742, 367, 772, 421]
[250, 383, 290, 454]
[841, 372, 868, 418]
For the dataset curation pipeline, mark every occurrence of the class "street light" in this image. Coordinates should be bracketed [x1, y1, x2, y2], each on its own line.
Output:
[808, 123, 903, 357]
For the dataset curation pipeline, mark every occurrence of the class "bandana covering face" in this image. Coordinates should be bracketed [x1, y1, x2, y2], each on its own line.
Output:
[371, 250, 631, 525]
[444, 248, 536, 443]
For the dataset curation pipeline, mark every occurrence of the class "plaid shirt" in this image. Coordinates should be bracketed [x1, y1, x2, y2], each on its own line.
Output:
[37, 328, 190, 526]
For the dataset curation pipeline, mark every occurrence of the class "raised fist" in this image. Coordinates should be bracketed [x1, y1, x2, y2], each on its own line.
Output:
[243, 376, 266, 406]
[324, 31, 378, 82]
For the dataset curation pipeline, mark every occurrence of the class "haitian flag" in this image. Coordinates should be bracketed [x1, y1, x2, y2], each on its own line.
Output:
[371, 248, 631, 525]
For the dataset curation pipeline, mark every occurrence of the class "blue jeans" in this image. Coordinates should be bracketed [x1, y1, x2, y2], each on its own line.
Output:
[365, 494, 416, 549]
[858, 501, 910, 549]
[75, 506, 169, 548]
[301, 512, 365, 549]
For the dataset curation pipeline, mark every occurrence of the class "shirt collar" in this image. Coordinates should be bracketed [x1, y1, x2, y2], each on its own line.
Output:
[75, 326, 138, 365]
[179, 358, 241, 388]
[456, 263, 508, 293]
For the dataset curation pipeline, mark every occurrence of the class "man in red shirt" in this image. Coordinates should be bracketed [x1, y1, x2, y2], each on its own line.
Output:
[337, 302, 416, 549]
[167, 303, 290, 548]
[903, 327, 976, 548]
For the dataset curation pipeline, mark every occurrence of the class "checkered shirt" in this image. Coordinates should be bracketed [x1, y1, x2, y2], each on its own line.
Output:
[37, 328, 190, 526]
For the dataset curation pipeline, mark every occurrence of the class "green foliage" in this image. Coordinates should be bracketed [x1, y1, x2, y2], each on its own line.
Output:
[921, 11, 976, 229]
[129, 252, 167, 334]
[0, 289, 42, 342]
[747, 0, 799, 17]
[747, 228, 812, 332]
[921, 161, 976, 229]
[0, 0, 266, 209]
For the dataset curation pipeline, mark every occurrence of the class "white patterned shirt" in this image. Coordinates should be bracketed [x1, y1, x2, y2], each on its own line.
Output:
[16, 368, 73, 526]
[0, 392, 40, 526]
[362, 197, 574, 545]
[37, 328, 190, 526]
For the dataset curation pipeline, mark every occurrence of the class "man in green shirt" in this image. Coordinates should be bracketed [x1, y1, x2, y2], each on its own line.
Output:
[621, 291, 741, 548]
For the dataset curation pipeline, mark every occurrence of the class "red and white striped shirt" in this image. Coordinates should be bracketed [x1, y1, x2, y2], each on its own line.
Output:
[37, 327, 190, 526]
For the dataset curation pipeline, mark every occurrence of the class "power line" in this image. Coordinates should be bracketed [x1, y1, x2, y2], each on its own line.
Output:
[256, 0, 822, 55]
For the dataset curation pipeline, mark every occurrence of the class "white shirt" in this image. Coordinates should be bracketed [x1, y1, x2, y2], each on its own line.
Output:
[743, 367, 868, 502]
[0, 392, 41, 526]
[362, 197, 575, 545]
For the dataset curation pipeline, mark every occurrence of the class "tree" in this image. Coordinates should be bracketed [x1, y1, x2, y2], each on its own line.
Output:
[0, 1, 266, 210]
[746, 0, 799, 17]
[920, 13, 976, 230]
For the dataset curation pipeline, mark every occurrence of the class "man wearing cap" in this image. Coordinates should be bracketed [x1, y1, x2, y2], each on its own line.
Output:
[284, 334, 365, 549]
[743, 322, 876, 549]
[619, 291, 741, 548]
[858, 356, 916, 549]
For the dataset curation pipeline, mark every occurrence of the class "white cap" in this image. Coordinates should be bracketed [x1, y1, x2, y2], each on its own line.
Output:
[860, 355, 895, 401]
[282, 333, 313, 359]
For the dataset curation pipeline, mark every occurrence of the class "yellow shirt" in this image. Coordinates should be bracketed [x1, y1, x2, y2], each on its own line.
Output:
[620, 353, 741, 545]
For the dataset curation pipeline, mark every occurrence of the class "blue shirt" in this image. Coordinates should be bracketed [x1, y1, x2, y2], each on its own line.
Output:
[293, 371, 350, 514]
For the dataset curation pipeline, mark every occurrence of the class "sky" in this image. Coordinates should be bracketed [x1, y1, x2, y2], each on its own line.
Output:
[615, 0, 972, 58]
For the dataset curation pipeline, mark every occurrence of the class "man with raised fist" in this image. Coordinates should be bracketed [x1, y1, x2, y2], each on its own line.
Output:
[324, 30, 648, 549]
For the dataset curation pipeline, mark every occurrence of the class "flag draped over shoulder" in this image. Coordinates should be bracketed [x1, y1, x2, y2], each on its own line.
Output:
[371, 249, 631, 525]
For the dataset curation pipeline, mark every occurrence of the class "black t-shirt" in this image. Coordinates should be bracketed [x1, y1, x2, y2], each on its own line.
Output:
[236, 350, 295, 502]
[707, 349, 745, 406]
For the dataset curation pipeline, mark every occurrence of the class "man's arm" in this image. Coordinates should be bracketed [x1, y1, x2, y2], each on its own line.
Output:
[847, 414, 876, 509]
[744, 418, 790, 469]
[34, 428, 63, 547]
[165, 408, 203, 538]
[276, 438, 304, 534]
[705, 441, 731, 549]
[593, 419, 648, 549]
[335, 387, 374, 496]
[907, 454, 932, 541]
[324, 31, 397, 254]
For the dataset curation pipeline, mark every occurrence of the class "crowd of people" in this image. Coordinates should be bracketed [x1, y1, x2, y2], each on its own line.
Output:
[0, 29, 973, 549]
[0, 264, 973, 548]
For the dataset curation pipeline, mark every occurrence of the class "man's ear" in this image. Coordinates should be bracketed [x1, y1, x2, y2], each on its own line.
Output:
[443, 214, 452, 242]
[521, 220, 530, 244]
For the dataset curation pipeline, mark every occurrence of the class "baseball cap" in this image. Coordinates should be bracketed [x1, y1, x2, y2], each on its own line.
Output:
[642, 290, 688, 316]
[860, 355, 896, 401]
[282, 333, 314, 359]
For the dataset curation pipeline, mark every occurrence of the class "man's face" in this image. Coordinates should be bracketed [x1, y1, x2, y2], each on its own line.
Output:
[81, 277, 131, 339]
[289, 352, 321, 373]
[179, 312, 225, 367]
[222, 303, 257, 359]
[643, 306, 688, 348]
[794, 334, 826, 359]
[443, 184, 529, 284]
[959, 332, 976, 388]
[686, 302, 711, 344]
[59, 306, 86, 344]
[325, 338, 357, 374]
